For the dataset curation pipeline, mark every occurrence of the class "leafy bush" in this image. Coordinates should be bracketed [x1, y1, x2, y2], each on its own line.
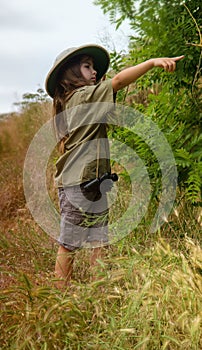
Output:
[99, 0, 202, 205]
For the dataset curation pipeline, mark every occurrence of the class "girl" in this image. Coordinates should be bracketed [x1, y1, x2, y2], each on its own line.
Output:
[45, 44, 183, 288]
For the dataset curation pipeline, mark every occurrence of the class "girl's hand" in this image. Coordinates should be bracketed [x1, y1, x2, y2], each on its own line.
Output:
[151, 56, 184, 72]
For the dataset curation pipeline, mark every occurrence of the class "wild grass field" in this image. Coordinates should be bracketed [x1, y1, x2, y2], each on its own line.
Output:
[0, 101, 201, 349]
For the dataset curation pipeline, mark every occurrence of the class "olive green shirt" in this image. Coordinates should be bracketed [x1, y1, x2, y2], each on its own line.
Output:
[54, 79, 115, 187]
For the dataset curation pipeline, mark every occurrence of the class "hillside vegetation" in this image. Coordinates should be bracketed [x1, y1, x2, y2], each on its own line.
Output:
[1, 0, 202, 345]
[0, 87, 201, 349]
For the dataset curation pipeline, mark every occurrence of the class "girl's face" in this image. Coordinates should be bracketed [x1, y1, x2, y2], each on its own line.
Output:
[80, 56, 97, 85]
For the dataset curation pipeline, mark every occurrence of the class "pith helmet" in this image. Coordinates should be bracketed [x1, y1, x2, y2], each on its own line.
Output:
[45, 44, 110, 98]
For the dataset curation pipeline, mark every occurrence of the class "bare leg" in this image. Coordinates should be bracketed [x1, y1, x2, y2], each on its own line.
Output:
[55, 245, 74, 289]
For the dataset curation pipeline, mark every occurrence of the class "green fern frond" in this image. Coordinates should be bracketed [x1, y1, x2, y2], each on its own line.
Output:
[185, 164, 202, 203]
[175, 148, 192, 168]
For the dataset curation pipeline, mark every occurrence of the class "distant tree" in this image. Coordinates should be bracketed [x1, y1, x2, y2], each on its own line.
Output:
[14, 88, 49, 110]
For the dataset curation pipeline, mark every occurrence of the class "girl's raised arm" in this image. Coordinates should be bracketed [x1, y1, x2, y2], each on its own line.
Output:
[112, 56, 184, 93]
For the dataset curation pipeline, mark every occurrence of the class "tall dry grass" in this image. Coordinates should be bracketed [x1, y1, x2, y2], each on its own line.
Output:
[0, 101, 52, 222]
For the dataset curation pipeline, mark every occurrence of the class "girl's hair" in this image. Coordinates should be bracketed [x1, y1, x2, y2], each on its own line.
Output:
[53, 54, 90, 153]
[53, 54, 90, 115]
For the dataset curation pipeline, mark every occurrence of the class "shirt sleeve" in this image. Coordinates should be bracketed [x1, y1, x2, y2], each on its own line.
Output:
[84, 80, 115, 104]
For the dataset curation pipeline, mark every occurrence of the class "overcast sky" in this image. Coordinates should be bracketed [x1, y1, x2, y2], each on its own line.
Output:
[0, 0, 130, 114]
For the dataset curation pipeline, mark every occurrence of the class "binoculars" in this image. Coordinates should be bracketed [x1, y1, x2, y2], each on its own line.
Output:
[84, 172, 118, 192]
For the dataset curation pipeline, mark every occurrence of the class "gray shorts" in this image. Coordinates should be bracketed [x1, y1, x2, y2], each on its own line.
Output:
[58, 184, 109, 250]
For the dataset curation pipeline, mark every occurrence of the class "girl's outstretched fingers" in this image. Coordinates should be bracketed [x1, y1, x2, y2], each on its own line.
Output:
[169, 55, 185, 71]
[173, 55, 185, 61]
[152, 55, 184, 72]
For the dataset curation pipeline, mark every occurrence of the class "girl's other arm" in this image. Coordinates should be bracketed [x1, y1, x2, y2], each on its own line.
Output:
[112, 56, 184, 93]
